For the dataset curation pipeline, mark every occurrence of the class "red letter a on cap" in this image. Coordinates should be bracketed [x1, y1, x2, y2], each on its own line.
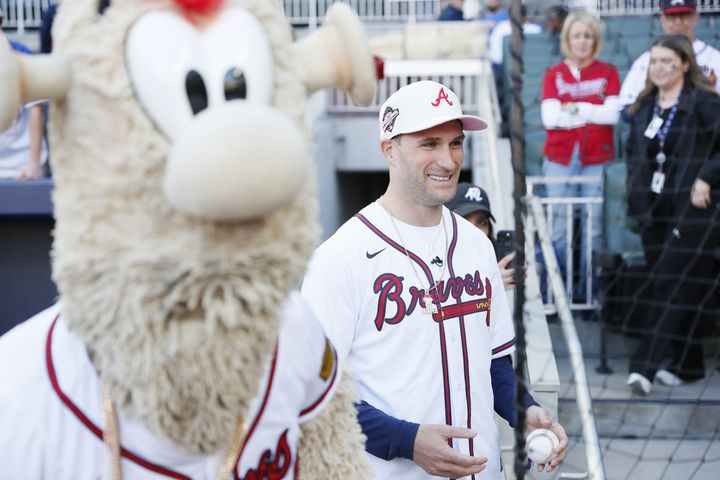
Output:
[431, 87, 453, 107]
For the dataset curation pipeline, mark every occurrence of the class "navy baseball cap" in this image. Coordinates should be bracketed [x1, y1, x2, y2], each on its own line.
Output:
[661, 0, 696, 14]
[446, 183, 496, 221]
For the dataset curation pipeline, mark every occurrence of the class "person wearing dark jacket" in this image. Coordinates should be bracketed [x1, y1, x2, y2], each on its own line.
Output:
[625, 35, 720, 395]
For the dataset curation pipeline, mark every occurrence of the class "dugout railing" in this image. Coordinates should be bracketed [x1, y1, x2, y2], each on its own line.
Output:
[526, 176, 603, 313]
[4, 0, 720, 32]
[528, 195, 607, 480]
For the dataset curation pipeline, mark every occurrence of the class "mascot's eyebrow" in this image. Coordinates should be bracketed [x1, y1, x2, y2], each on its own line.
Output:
[98, 0, 112, 15]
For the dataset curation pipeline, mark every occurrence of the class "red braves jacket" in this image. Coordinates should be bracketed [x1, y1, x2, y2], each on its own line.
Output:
[541, 60, 620, 166]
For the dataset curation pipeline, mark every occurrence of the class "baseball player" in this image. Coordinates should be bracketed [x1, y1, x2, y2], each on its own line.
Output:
[301, 81, 568, 479]
[0, 293, 340, 479]
[619, 0, 720, 108]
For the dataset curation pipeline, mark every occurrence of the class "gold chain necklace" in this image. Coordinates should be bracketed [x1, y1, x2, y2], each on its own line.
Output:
[101, 381, 248, 480]
[377, 197, 448, 314]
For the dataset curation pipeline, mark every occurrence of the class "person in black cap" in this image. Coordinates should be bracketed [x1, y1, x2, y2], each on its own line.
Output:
[619, 0, 720, 107]
[446, 182, 517, 290]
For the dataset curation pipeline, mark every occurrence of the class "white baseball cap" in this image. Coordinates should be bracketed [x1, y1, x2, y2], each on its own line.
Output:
[378, 80, 487, 141]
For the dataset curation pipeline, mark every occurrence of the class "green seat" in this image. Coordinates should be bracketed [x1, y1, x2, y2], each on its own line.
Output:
[521, 87, 542, 108]
[524, 130, 546, 177]
[522, 105, 543, 129]
[603, 16, 654, 36]
[603, 161, 644, 263]
[618, 33, 658, 58]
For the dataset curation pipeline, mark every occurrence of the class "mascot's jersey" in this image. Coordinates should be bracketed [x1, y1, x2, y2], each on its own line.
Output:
[0, 293, 339, 480]
[302, 203, 515, 480]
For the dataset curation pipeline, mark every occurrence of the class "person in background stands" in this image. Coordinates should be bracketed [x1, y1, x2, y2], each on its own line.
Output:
[0, 10, 48, 180]
[545, 4, 569, 37]
[39, 1, 59, 54]
[540, 10, 621, 299]
[439, 0, 465, 21]
[446, 182, 518, 291]
[625, 35, 720, 395]
[488, 4, 542, 80]
[619, 0, 720, 109]
[483, 0, 508, 33]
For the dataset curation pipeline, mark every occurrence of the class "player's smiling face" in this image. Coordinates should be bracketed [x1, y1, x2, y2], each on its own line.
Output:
[388, 120, 465, 207]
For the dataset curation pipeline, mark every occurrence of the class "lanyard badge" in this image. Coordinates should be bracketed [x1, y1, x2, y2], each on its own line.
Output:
[647, 103, 678, 194]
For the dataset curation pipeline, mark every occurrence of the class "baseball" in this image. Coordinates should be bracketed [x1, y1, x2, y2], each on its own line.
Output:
[526, 428, 559, 464]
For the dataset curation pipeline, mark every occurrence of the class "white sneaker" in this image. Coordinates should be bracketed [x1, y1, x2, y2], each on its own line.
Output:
[627, 373, 652, 395]
[655, 369, 684, 387]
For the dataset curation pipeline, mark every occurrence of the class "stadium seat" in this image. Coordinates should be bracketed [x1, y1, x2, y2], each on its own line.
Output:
[603, 16, 654, 36]
[522, 105, 543, 129]
[521, 87, 542, 108]
[602, 161, 644, 262]
[524, 130, 546, 177]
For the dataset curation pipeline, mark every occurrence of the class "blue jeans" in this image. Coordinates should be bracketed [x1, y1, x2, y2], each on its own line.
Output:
[542, 146, 604, 298]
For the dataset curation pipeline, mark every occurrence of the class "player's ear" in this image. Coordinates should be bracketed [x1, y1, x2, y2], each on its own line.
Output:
[380, 138, 396, 165]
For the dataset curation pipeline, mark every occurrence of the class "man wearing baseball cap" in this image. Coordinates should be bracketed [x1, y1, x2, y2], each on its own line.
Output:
[446, 183, 497, 236]
[619, 0, 720, 107]
[446, 183, 519, 292]
[303, 81, 567, 479]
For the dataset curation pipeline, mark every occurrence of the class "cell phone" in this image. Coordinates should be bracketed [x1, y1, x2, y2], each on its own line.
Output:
[495, 230, 515, 261]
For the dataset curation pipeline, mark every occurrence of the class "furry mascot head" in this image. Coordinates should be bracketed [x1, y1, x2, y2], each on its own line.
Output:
[0, 0, 374, 477]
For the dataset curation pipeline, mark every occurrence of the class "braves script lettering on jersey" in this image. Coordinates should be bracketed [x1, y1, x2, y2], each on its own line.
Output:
[302, 203, 516, 480]
[0, 293, 338, 479]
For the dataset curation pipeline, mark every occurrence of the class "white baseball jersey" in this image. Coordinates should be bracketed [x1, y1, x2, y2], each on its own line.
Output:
[619, 39, 720, 106]
[302, 203, 516, 480]
[0, 293, 339, 480]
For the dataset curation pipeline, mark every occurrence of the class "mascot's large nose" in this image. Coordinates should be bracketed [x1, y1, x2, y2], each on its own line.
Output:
[163, 103, 307, 221]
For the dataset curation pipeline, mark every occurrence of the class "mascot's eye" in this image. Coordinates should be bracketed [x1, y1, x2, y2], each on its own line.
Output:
[224, 68, 247, 101]
[186, 70, 208, 115]
[126, 7, 274, 139]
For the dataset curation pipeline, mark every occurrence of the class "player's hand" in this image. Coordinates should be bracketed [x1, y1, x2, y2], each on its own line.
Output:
[413, 424, 487, 477]
[691, 178, 711, 209]
[525, 405, 568, 472]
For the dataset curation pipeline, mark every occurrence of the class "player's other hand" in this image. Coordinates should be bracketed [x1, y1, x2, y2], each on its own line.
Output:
[413, 424, 487, 478]
[525, 405, 568, 472]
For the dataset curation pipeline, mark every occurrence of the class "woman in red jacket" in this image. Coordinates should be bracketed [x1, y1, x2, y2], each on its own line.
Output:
[541, 10, 620, 299]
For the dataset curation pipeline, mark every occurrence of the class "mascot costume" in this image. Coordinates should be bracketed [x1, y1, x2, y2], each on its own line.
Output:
[0, 0, 376, 478]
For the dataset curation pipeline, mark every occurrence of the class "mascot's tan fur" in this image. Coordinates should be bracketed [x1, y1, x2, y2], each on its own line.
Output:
[0, 0, 374, 477]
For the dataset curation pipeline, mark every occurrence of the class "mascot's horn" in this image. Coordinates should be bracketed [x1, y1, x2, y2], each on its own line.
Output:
[292, 2, 376, 107]
[0, 40, 71, 130]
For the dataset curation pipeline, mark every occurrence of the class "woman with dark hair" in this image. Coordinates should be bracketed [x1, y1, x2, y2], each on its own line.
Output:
[625, 34, 720, 395]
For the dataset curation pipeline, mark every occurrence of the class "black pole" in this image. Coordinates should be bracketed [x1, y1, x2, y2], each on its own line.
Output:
[509, 0, 528, 478]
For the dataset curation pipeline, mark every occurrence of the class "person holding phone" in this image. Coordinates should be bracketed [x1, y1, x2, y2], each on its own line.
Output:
[446, 183, 517, 291]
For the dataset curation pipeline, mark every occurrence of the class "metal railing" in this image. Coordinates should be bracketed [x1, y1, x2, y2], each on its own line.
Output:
[528, 195, 607, 480]
[0, 0, 50, 32]
[282, 0, 441, 24]
[596, 0, 720, 16]
[327, 58, 484, 113]
[7, 1, 719, 34]
[526, 176, 603, 313]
